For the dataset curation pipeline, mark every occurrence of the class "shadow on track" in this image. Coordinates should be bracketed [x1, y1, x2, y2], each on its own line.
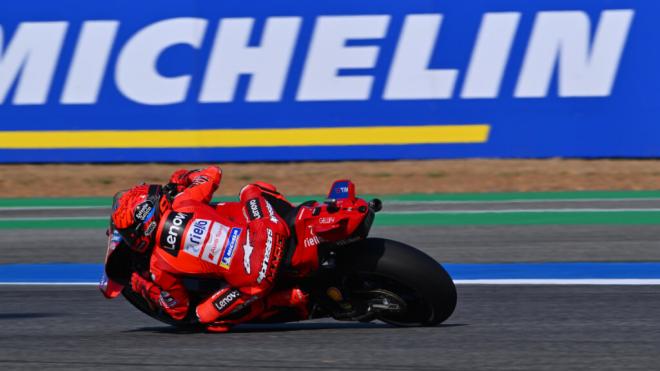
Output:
[126, 322, 467, 334]
[0, 313, 64, 320]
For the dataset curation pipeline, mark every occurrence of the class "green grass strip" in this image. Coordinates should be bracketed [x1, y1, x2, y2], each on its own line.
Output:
[3, 190, 660, 208]
[375, 211, 660, 226]
[0, 219, 108, 229]
[0, 197, 111, 208]
[380, 190, 660, 202]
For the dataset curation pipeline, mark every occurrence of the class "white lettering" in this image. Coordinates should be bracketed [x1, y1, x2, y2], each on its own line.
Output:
[200, 17, 301, 103]
[243, 234, 253, 274]
[166, 212, 188, 247]
[1, 10, 634, 106]
[461, 13, 521, 99]
[0, 22, 68, 105]
[297, 15, 390, 101]
[183, 219, 210, 257]
[215, 289, 240, 311]
[265, 201, 278, 224]
[384, 14, 457, 100]
[61, 21, 119, 104]
[304, 235, 320, 248]
[249, 199, 261, 219]
[116, 17, 207, 105]
[257, 229, 273, 283]
[515, 10, 634, 98]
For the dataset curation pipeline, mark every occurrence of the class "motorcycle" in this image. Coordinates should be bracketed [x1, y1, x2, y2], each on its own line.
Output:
[100, 180, 457, 329]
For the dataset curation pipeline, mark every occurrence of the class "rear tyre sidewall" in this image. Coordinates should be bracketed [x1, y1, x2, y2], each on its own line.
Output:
[336, 238, 457, 326]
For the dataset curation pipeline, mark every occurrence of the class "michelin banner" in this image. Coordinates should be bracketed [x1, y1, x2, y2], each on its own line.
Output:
[0, 0, 656, 162]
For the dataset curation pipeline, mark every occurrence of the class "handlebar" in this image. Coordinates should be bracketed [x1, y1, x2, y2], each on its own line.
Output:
[369, 198, 382, 213]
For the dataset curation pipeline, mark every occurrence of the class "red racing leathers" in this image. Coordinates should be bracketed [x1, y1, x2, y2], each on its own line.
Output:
[129, 166, 294, 330]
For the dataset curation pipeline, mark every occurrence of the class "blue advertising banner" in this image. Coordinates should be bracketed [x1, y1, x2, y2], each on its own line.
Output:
[0, 0, 657, 162]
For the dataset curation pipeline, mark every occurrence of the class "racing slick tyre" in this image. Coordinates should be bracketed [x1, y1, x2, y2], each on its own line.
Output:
[337, 238, 457, 326]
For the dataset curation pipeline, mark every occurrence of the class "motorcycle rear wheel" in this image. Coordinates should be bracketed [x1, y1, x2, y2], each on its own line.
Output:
[337, 238, 457, 326]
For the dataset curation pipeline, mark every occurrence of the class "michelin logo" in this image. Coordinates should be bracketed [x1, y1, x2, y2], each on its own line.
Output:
[0, 10, 634, 106]
[219, 227, 242, 269]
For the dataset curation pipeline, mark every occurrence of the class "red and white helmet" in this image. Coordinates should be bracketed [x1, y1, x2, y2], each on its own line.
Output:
[100, 184, 171, 299]
[110, 184, 168, 253]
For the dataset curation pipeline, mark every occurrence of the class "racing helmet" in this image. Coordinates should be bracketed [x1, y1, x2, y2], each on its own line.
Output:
[110, 184, 169, 253]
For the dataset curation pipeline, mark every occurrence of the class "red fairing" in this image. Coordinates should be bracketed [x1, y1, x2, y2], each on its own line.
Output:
[99, 272, 123, 299]
[99, 228, 125, 299]
[289, 180, 370, 277]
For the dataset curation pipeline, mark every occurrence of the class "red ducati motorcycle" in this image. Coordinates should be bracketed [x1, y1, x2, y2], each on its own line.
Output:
[101, 180, 457, 328]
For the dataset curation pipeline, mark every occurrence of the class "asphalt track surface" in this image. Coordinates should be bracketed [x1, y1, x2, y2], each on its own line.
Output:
[2, 199, 660, 369]
[1, 285, 659, 370]
[4, 225, 660, 264]
[5, 199, 660, 264]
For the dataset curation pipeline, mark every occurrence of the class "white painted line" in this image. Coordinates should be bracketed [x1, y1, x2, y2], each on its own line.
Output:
[0, 216, 107, 221]
[0, 208, 658, 221]
[382, 208, 660, 215]
[0, 208, 656, 222]
[0, 206, 108, 211]
[3, 197, 660, 211]
[1, 279, 659, 286]
[0, 282, 99, 286]
[454, 279, 660, 285]
[387, 198, 660, 205]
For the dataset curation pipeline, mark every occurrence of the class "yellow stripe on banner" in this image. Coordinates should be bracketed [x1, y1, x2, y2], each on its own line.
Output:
[0, 125, 490, 149]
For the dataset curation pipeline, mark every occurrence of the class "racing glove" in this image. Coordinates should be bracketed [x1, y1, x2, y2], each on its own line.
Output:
[167, 169, 197, 194]
[130, 272, 181, 316]
[130, 272, 159, 308]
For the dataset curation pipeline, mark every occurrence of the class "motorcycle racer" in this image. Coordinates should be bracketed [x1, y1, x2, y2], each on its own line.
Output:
[108, 166, 308, 332]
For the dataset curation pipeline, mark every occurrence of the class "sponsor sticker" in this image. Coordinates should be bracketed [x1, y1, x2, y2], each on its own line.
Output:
[329, 181, 350, 199]
[144, 221, 157, 236]
[304, 225, 322, 248]
[257, 228, 273, 284]
[201, 223, 230, 265]
[267, 235, 284, 282]
[265, 201, 279, 224]
[213, 289, 241, 313]
[183, 219, 211, 257]
[159, 212, 192, 256]
[134, 201, 154, 222]
[219, 227, 242, 269]
[304, 235, 320, 248]
[247, 198, 263, 220]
